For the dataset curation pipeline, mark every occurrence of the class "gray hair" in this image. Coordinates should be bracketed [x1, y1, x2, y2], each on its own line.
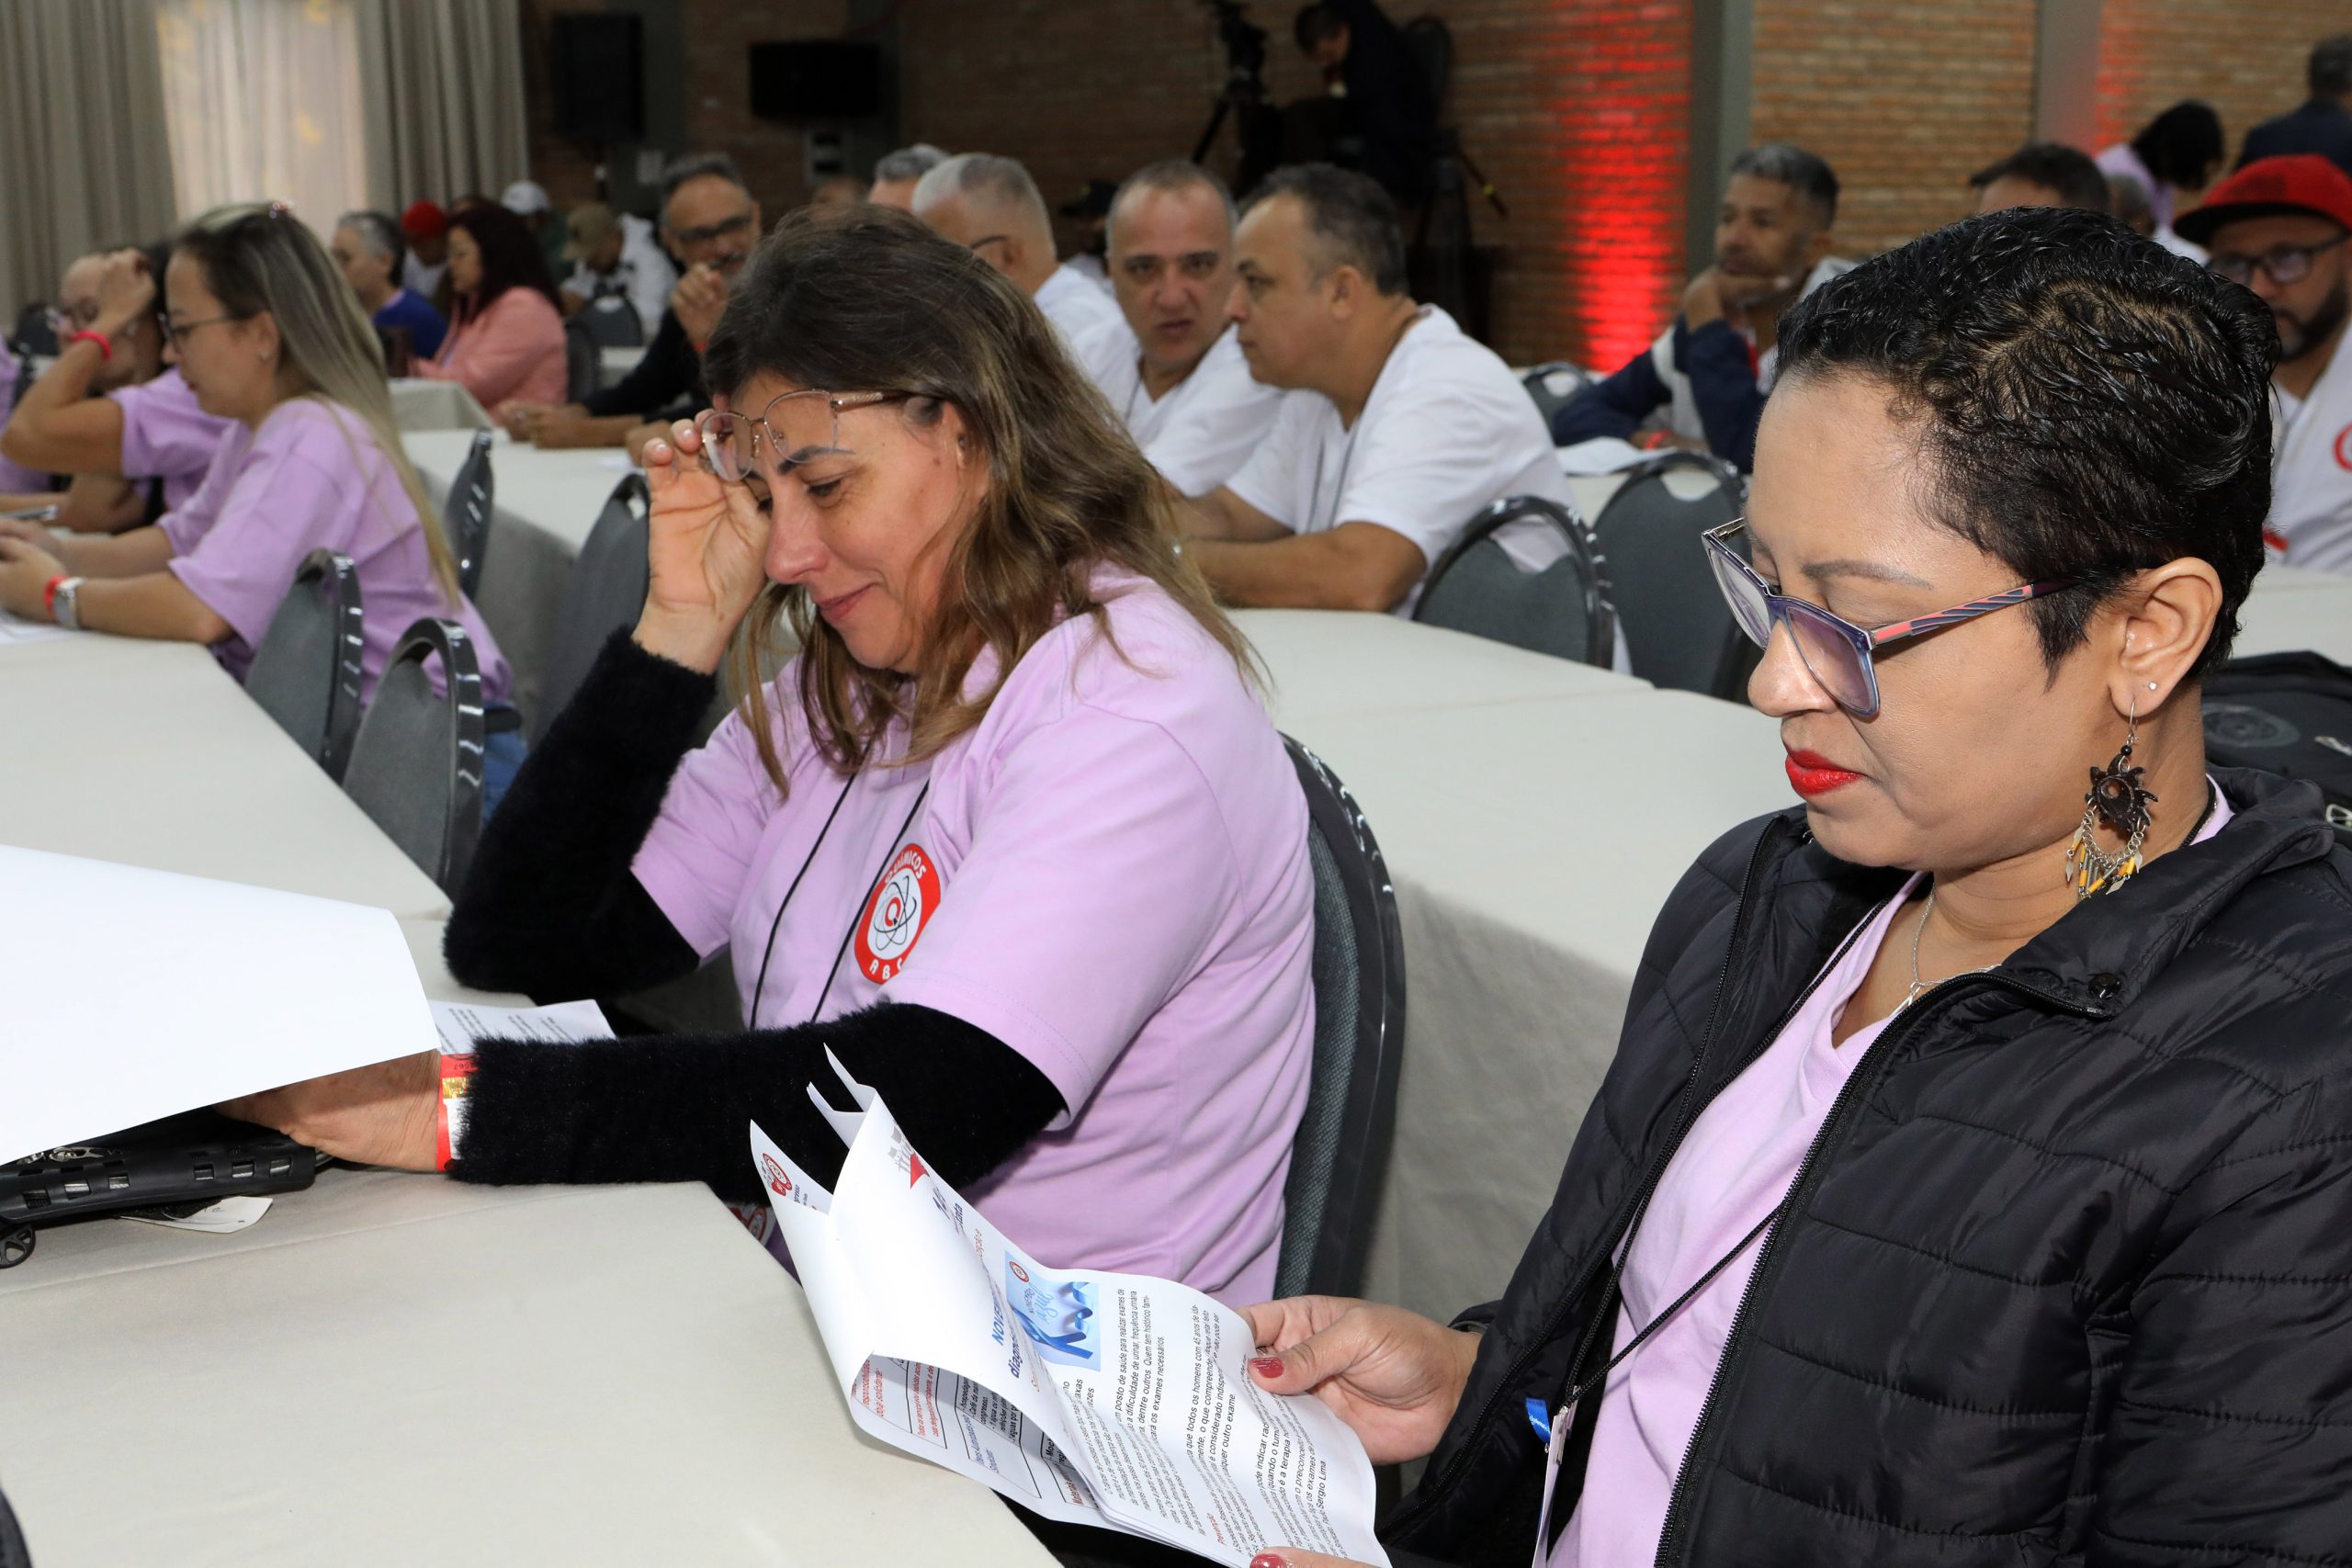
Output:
[1729, 141, 1839, 227]
[335, 209, 404, 270]
[1111, 160, 1237, 233]
[2313, 34, 2352, 98]
[1244, 163, 1407, 296]
[911, 152, 1048, 229]
[659, 152, 751, 212]
[873, 143, 948, 184]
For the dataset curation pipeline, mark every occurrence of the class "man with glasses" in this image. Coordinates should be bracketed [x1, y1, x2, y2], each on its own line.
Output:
[910, 152, 1124, 351]
[503, 152, 760, 452]
[2179, 154, 2352, 573]
[1069, 161, 1289, 497]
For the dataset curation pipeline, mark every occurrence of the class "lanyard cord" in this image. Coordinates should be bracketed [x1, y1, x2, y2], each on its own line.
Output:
[806, 781, 930, 1023]
[747, 773, 857, 1031]
[1554, 1204, 1781, 1416]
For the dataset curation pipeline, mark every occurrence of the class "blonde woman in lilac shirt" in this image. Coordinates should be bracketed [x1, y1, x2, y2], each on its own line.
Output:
[0, 204, 523, 810]
[227, 207, 1317, 1323]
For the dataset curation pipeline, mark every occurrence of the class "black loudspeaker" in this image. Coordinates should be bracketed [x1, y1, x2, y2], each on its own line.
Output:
[551, 14, 645, 142]
[749, 40, 882, 120]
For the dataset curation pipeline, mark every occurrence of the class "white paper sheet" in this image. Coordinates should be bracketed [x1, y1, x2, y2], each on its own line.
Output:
[0, 608, 71, 646]
[430, 998, 612, 1055]
[0, 846, 436, 1162]
[752, 1066, 1392, 1568]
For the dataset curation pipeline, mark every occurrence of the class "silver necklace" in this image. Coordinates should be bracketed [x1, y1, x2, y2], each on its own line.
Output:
[1899, 884, 1939, 1010]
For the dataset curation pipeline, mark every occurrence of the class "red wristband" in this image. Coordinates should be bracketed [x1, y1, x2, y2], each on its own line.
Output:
[41, 575, 66, 616]
[66, 329, 113, 362]
[435, 1051, 477, 1171]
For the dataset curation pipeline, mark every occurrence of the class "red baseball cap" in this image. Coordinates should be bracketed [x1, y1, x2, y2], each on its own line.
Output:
[2176, 154, 2352, 246]
[400, 199, 448, 242]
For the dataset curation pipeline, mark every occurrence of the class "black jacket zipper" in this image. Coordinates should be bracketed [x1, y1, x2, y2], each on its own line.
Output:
[1649, 967, 2096, 1566]
[1391, 819, 1800, 1534]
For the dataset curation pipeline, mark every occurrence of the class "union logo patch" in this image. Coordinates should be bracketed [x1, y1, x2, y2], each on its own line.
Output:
[855, 843, 940, 984]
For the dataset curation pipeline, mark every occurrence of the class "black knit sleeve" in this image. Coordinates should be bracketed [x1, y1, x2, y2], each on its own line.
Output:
[443, 630, 713, 1001]
[447, 1001, 1066, 1199]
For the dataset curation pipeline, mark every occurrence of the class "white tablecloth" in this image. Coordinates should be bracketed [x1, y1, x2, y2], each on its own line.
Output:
[0, 1172, 1057, 1568]
[0, 635, 452, 919]
[389, 377, 491, 432]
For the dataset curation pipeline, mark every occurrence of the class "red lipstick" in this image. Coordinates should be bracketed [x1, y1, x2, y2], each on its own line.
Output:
[1785, 749, 1862, 797]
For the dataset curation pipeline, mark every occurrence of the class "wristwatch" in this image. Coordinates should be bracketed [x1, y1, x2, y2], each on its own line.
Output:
[51, 576, 85, 630]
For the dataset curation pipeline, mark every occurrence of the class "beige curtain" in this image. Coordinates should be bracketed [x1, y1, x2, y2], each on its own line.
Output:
[154, 0, 372, 241]
[0, 0, 179, 321]
[355, 0, 529, 211]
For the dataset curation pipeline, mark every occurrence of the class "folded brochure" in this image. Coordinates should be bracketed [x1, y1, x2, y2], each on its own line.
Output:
[752, 1055, 1390, 1567]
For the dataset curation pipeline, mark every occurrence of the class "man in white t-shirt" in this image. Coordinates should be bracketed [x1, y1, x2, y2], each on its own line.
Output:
[912, 152, 1124, 352]
[559, 201, 678, 340]
[1071, 161, 1290, 497]
[2177, 154, 2352, 574]
[1176, 164, 1570, 615]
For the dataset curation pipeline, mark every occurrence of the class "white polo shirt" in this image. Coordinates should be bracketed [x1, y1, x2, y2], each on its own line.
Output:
[1224, 305, 1572, 615]
[2267, 322, 2352, 575]
[1034, 263, 1124, 354]
[1076, 321, 1291, 497]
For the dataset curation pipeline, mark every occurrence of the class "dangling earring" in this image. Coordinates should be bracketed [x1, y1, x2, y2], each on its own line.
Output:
[2065, 689, 2159, 898]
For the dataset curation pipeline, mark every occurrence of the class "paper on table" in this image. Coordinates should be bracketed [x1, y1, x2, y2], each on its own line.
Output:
[1555, 436, 1650, 476]
[430, 998, 612, 1055]
[0, 845, 436, 1162]
[753, 1058, 1392, 1568]
[0, 608, 71, 646]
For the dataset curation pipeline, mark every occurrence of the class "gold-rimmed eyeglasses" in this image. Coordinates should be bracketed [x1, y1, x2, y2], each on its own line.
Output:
[693, 389, 908, 484]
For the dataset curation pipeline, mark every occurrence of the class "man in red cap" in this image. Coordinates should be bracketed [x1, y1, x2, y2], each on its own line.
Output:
[399, 200, 451, 306]
[2180, 154, 2352, 573]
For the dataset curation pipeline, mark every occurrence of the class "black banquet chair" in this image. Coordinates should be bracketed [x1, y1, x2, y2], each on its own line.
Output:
[533, 474, 651, 744]
[1590, 450, 1751, 699]
[1273, 737, 1407, 1300]
[562, 316, 600, 404]
[1520, 359, 1593, 431]
[579, 294, 644, 349]
[243, 548, 366, 780]
[342, 616, 487, 895]
[1414, 494, 1617, 668]
[442, 429, 495, 598]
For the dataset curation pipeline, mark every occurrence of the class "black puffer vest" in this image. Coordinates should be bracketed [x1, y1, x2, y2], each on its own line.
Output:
[1387, 769, 2352, 1567]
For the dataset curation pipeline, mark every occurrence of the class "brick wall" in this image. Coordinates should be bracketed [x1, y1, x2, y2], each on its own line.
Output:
[2097, 2, 2343, 189]
[898, 0, 1692, 370]
[1748, 0, 2039, 261]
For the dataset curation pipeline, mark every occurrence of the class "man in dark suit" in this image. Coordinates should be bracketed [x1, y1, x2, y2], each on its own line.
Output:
[2240, 34, 2352, 177]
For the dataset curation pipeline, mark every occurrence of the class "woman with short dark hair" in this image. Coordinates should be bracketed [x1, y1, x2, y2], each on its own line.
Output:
[2098, 99, 2228, 254]
[1232, 208, 2352, 1567]
[412, 201, 567, 414]
[229, 206, 1317, 1308]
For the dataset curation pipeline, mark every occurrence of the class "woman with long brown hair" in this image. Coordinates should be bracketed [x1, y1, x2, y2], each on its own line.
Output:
[230, 205, 1317, 1309]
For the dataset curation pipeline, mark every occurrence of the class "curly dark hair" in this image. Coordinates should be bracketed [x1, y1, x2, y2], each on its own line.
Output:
[1775, 204, 2274, 679]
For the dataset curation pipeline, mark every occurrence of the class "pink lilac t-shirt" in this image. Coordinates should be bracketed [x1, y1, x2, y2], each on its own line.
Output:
[161, 396, 513, 705]
[1555, 784, 2237, 1566]
[110, 368, 233, 512]
[0, 338, 49, 492]
[630, 572, 1317, 1305]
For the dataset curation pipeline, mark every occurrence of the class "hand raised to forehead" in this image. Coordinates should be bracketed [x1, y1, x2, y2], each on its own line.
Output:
[633, 415, 774, 674]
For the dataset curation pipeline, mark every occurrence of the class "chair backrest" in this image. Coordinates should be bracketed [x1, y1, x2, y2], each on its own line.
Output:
[342, 617, 486, 894]
[1273, 737, 1406, 1300]
[0, 1472, 29, 1568]
[562, 316, 600, 401]
[243, 548, 366, 780]
[11, 301, 56, 357]
[580, 294, 645, 348]
[1520, 359, 1593, 428]
[442, 429, 495, 598]
[1414, 494, 1617, 667]
[1590, 451, 1752, 698]
[532, 474, 651, 743]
